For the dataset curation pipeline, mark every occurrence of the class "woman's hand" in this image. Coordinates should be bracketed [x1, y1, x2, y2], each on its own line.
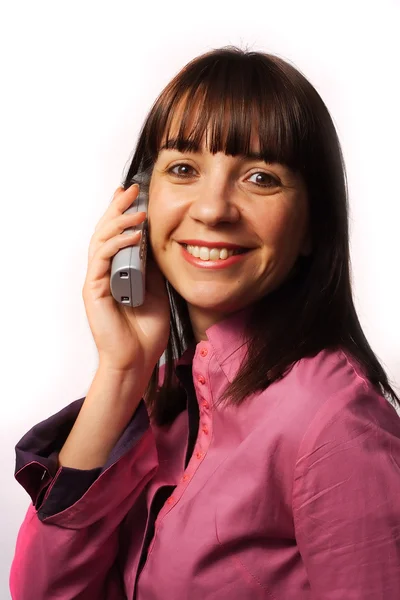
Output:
[82, 184, 170, 381]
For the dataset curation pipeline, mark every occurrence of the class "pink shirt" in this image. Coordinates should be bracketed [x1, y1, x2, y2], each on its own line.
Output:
[10, 310, 400, 599]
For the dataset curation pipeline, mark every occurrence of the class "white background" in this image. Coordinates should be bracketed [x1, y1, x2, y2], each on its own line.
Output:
[1, 0, 399, 597]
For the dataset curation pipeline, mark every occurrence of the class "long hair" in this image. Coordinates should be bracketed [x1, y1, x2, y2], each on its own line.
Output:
[121, 46, 399, 426]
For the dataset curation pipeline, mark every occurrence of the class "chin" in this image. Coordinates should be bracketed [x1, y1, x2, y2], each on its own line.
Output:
[177, 288, 249, 314]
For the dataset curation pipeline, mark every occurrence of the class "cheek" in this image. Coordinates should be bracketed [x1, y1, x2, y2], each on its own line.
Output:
[147, 191, 177, 253]
[147, 205, 161, 257]
[258, 206, 306, 255]
[256, 210, 287, 244]
[148, 190, 164, 243]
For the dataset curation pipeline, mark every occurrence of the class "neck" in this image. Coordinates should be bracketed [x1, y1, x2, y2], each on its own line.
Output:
[187, 305, 229, 342]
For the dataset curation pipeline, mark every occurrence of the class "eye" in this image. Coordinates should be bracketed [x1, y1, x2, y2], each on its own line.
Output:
[247, 172, 279, 188]
[167, 163, 196, 178]
[166, 163, 280, 188]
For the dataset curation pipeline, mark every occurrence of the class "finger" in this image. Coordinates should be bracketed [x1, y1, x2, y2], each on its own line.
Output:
[87, 230, 142, 281]
[111, 182, 140, 201]
[96, 211, 147, 244]
[111, 186, 124, 201]
[89, 211, 146, 261]
[95, 184, 140, 233]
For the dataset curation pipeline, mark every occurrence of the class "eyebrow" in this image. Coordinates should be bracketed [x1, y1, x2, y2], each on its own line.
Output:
[159, 138, 269, 162]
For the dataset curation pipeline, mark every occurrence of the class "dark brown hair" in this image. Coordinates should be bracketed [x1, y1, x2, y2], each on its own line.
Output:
[122, 45, 399, 426]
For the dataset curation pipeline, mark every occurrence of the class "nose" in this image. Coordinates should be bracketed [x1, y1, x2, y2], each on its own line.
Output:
[187, 176, 241, 227]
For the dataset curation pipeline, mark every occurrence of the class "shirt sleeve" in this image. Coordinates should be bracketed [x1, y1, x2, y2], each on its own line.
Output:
[14, 396, 150, 519]
[10, 397, 159, 600]
[292, 379, 400, 599]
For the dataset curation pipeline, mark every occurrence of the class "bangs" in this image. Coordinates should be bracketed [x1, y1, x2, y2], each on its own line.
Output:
[144, 49, 312, 172]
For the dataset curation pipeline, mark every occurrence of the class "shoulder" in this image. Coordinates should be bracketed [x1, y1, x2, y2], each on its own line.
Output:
[295, 347, 395, 413]
[263, 348, 400, 457]
[290, 347, 371, 400]
[283, 347, 400, 456]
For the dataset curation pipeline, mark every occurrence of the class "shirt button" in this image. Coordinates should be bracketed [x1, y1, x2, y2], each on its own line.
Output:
[182, 474, 190, 482]
[197, 375, 206, 384]
[202, 426, 209, 435]
[201, 400, 209, 409]
[167, 496, 175, 504]
[196, 451, 204, 459]
[200, 348, 208, 357]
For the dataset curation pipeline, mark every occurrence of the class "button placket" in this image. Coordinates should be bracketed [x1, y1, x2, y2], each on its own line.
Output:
[178, 344, 212, 481]
[199, 345, 212, 439]
[149, 370, 214, 550]
[196, 401, 212, 458]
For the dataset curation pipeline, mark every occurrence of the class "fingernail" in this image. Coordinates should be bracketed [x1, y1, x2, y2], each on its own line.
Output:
[122, 229, 141, 236]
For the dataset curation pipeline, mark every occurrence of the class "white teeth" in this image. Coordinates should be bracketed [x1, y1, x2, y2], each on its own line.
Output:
[199, 247, 210, 261]
[209, 248, 220, 261]
[185, 245, 237, 261]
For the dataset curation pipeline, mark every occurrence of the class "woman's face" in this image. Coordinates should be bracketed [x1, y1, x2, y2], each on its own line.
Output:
[148, 124, 311, 327]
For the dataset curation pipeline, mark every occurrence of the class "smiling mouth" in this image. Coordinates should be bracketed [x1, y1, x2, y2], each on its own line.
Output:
[181, 243, 249, 261]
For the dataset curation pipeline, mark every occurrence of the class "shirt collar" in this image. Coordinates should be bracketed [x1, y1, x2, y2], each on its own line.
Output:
[205, 306, 252, 365]
[176, 305, 253, 384]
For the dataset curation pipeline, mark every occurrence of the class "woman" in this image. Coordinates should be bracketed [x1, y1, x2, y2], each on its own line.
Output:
[10, 46, 400, 599]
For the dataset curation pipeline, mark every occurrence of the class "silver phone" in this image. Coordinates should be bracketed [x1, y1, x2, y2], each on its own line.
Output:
[110, 169, 151, 307]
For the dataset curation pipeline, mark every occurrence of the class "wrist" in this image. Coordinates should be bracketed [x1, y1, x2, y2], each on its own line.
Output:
[96, 361, 151, 393]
